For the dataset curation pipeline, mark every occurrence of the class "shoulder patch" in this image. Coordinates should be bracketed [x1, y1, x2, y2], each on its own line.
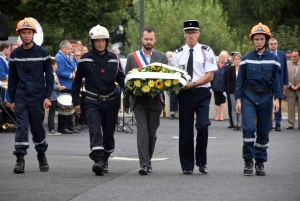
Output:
[175, 47, 183, 53]
[201, 45, 210, 51]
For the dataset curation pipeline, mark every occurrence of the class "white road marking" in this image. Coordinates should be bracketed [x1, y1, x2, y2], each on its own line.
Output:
[172, 136, 217, 139]
[110, 157, 168, 161]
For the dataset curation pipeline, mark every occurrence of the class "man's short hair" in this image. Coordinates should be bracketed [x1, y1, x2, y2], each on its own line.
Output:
[69, 39, 77, 44]
[141, 27, 156, 37]
[59, 40, 71, 49]
[50, 58, 57, 65]
[0, 42, 10, 52]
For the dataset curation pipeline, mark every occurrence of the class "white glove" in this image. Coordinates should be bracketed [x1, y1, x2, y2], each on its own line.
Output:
[223, 92, 227, 97]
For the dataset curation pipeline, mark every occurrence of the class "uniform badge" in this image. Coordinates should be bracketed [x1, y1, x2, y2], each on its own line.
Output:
[101, 69, 105, 73]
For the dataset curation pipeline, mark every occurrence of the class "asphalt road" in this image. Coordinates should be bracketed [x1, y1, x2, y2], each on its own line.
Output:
[0, 117, 299, 201]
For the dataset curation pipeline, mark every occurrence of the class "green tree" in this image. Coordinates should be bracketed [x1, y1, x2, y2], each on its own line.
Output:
[124, 0, 233, 56]
[219, 0, 300, 53]
[1, 0, 130, 55]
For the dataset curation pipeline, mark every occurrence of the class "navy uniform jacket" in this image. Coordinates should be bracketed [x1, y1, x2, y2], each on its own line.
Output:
[235, 50, 283, 101]
[71, 50, 125, 106]
[8, 42, 54, 106]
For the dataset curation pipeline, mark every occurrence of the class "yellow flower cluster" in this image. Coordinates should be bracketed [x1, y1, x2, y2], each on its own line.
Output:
[125, 64, 185, 98]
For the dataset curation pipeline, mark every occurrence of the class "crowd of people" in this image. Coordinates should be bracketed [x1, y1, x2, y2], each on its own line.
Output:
[0, 18, 299, 177]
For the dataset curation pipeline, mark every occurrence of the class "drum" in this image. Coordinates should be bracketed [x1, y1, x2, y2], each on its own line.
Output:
[57, 93, 74, 115]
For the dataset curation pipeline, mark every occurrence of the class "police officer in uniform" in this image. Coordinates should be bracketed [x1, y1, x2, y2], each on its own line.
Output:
[8, 18, 54, 174]
[71, 25, 125, 176]
[235, 23, 282, 176]
[171, 20, 218, 175]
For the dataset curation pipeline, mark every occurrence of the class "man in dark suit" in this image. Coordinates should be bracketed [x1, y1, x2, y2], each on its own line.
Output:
[268, 38, 288, 131]
[124, 27, 168, 175]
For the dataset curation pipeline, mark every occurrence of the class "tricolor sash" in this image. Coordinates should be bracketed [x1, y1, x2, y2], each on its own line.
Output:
[133, 49, 149, 68]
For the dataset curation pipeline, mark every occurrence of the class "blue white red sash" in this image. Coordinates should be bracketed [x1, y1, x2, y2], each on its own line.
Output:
[133, 49, 149, 68]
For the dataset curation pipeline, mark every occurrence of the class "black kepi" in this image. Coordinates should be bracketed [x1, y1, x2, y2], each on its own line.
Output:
[183, 20, 199, 31]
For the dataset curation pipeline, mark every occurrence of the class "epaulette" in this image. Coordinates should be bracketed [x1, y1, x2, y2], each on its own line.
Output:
[175, 47, 183, 53]
[201, 45, 210, 51]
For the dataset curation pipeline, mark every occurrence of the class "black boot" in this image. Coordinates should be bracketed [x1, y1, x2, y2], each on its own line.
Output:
[37, 153, 49, 172]
[255, 161, 265, 176]
[92, 162, 104, 176]
[13, 155, 25, 174]
[243, 159, 253, 175]
[103, 160, 108, 173]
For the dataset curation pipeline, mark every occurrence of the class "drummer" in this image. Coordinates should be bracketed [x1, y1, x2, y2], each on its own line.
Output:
[55, 40, 80, 134]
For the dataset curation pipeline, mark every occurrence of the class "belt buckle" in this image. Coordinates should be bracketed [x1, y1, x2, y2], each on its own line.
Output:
[256, 89, 263, 96]
[97, 95, 109, 102]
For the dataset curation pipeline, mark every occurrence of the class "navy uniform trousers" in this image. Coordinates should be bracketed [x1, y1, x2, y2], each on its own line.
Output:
[14, 103, 48, 155]
[85, 98, 119, 162]
[178, 87, 211, 171]
[242, 92, 273, 162]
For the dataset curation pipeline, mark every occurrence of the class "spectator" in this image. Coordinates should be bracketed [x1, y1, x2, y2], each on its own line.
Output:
[227, 52, 242, 131]
[55, 40, 79, 134]
[286, 49, 300, 129]
[47, 58, 66, 136]
[268, 38, 288, 131]
[211, 51, 229, 121]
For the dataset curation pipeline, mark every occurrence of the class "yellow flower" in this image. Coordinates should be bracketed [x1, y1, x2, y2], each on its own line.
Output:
[155, 80, 164, 89]
[150, 64, 161, 71]
[150, 65, 156, 70]
[142, 68, 147, 72]
[164, 79, 172, 87]
[148, 80, 155, 87]
[142, 85, 150, 93]
[131, 68, 139, 73]
[134, 80, 141, 87]
[173, 79, 179, 85]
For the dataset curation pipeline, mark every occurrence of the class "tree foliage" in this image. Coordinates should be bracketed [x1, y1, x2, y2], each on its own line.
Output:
[219, 0, 300, 53]
[1, 0, 130, 55]
[124, 0, 233, 56]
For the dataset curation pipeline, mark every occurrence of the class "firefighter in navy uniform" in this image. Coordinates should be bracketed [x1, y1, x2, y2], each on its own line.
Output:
[235, 23, 282, 176]
[171, 20, 218, 175]
[8, 18, 54, 174]
[71, 25, 125, 176]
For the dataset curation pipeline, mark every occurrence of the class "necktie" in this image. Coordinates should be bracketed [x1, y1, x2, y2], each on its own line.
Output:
[187, 49, 194, 79]
[294, 64, 298, 75]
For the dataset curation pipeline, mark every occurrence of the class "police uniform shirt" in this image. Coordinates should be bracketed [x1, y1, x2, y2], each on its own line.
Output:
[171, 43, 218, 87]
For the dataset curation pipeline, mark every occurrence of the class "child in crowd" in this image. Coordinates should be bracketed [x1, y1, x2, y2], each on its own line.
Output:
[48, 58, 66, 135]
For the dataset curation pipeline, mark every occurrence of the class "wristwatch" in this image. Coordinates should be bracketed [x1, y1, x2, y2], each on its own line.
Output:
[192, 82, 197, 88]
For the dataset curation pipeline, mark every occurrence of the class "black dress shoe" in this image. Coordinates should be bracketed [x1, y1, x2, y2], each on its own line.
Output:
[58, 128, 73, 134]
[199, 164, 208, 174]
[67, 127, 80, 133]
[275, 125, 281, 131]
[228, 125, 234, 128]
[183, 170, 193, 175]
[139, 166, 148, 175]
[286, 127, 294, 129]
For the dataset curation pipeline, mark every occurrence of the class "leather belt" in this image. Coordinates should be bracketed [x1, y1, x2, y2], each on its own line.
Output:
[245, 85, 272, 96]
[85, 90, 116, 102]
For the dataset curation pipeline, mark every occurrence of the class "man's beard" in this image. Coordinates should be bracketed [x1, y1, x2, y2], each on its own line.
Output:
[143, 44, 153, 51]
